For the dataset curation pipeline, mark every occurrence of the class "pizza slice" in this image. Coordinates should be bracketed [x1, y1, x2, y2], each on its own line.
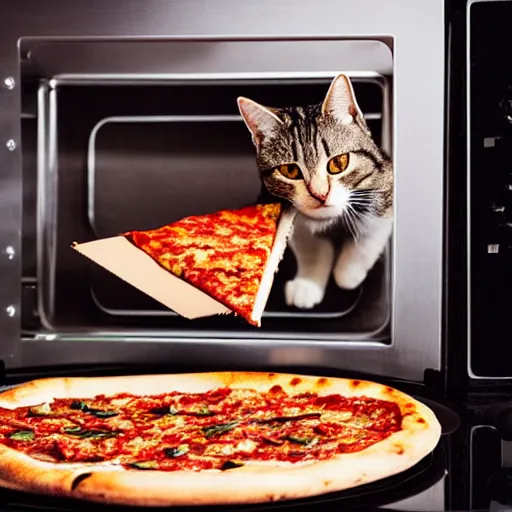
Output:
[123, 203, 290, 326]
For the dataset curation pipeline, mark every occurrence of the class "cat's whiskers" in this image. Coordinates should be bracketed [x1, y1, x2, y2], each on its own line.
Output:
[348, 204, 366, 224]
[351, 188, 384, 195]
[343, 205, 362, 241]
[349, 191, 379, 218]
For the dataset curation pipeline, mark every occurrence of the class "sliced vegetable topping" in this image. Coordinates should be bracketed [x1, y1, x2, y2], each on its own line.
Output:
[9, 430, 34, 441]
[163, 445, 189, 458]
[70, 401, 118, 418]
[283, 435, 317, 446]
[0, 385, 403, 472]
[259, 413, 322, 424]
[202, 421, 239, 438]
[129, 461, 158, 470]
[63, 427, 118, 439]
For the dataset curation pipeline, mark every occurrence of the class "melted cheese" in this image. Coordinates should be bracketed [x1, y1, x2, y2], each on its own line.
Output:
[126, 204, 282, 325]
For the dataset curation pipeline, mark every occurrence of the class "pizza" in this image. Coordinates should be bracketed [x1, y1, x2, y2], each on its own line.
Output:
[124, 203, 287, 326]
[0, 372, 441, 506]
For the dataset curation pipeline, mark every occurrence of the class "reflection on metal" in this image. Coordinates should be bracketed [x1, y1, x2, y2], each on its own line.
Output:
[502, 440, 512, 467]
[36, 83, 59, 331]
[4, 246, 15, 260]
[388, 476, 446, 511]
[469, 425, 497, 510]
[3, 77, 15, 90]
[5, 139, 16, 151]
[50, 70, 387, 87]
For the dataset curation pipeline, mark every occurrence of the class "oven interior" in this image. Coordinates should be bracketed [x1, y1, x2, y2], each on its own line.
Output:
[19, 39, 392, 344]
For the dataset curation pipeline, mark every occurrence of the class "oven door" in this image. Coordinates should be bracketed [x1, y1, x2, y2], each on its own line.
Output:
[0, 0, 445, 382]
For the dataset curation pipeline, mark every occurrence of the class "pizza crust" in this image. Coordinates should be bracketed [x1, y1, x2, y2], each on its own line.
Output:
[251, 206, 296, 325]
[0, 372, 442, 506]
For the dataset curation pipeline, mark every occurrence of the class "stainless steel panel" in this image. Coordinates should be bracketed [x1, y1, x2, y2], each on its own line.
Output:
[387, 477, 446, 511]
[0, 29, 22, 366]
[21, 40, 393, 79]
[0, 0, 444, 382]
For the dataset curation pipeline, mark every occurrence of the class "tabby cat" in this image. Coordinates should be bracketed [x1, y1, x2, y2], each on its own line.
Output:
[238, 74, 393, 309]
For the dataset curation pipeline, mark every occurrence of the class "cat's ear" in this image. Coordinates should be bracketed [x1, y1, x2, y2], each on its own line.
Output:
[321, 74, 364, 125]
[237, 97, 283, 144]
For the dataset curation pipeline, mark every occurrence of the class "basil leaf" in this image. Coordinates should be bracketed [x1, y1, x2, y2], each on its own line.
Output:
[260, 413, 321, 424]
[163, 445, 189, 458]
[128, 461, 158, 470]
[202, 421, 239, 438]
[220, 460, 244, 471]
[90, 410, 118, 418]
[9, 430, 34, 441]
[72, 401, 117, 417]
[63, 427, 118, 439]
[70, 401, 118, 418]
[283, 435, 314, 446]
[63, 426, 83, 434]
[70, 401, 88, 411]
[63, 428, 87, 438]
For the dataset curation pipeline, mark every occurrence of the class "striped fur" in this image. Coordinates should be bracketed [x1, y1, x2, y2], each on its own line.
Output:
[238, 74, 393, 307]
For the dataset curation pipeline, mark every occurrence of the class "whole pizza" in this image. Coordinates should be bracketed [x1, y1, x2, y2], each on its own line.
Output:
[0, 372, 441, 506]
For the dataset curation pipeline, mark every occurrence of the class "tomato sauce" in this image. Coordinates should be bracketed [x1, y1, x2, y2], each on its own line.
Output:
[0, 386, 403, 471]
[124, 204, 283, 325]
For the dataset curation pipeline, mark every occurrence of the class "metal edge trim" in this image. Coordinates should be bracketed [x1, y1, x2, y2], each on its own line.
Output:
[35, 82, 57, 331]
[88, 284, 364, 321]
[50, 71, 388, 87]
[469, 424, 497, 510]
[27, 332, 389, 345]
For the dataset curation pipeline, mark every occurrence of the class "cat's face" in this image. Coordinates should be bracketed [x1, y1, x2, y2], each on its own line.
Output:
[238, 74, 386, 224]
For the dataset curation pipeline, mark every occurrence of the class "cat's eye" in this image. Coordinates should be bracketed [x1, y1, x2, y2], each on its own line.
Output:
[276, 163, 303, 180]
[327, 153, 350, 175]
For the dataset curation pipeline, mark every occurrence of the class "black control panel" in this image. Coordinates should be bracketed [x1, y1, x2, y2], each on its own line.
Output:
[469, 1, 512, 378]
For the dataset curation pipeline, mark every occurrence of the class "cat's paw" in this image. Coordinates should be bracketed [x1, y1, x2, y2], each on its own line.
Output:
[285, 278, 325, 309]
[333, 260, 368, 290]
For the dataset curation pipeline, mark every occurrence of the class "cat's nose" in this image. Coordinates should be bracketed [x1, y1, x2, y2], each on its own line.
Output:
[310, 191, 327, 204]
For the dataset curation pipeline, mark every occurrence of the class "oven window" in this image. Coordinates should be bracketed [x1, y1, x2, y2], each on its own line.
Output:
[21, 39, 392, 342]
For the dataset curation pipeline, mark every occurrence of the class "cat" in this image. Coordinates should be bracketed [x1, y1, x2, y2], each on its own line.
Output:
[237, 74, 393, 309]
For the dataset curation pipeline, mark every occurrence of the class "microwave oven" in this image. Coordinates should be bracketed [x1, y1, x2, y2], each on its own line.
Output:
[4, 1, 512, 511]
[0, 0, 445, 384]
